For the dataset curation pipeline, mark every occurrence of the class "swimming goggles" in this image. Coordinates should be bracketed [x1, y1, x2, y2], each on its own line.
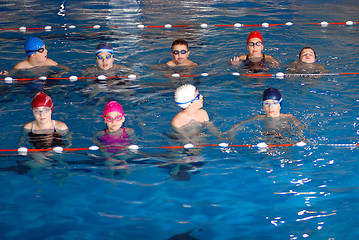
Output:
[172, 50, 188, 55]
[32, 107, 51, 114]
[176, 93, 201, 105]
[103, 115, 123, 122]
[96, 53, 113, 60]
[26, 47, 46, 54]
[262, 98, 282, 106]
[247, 42, 263, 47]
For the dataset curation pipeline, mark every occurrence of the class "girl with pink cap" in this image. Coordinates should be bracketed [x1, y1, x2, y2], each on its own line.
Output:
[93, 101, 134, 151]
[230, 31, 279, 72]
[20, 91, 69, 149]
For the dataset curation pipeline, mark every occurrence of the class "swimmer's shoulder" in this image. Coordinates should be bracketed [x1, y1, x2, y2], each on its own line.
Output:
[280, 113, 295, 118]
[112, 64, 131, 70]
[13, 60, 31, 70]
[238, 55, 247, 60]
[197, 109, 209, 121]
[166, 60, 176, 67]
[123, 127, 134, 135]
[171, 111, 192, 128]
[55, 120, 69, 131]
[45, 58, 58, 66]
[264, 54, 278, 63]
[280, 113, 301, 123]
[23, 121, 34, 130]
[188, 60, 198, 66]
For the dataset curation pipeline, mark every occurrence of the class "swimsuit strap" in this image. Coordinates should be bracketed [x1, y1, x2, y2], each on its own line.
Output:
[245, 54, 249, 61]
[30, 121, 35, 133]
[53, 120, 56, 132]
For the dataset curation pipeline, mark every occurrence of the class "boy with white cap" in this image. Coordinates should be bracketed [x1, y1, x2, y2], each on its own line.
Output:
[171, 84, 209, 128]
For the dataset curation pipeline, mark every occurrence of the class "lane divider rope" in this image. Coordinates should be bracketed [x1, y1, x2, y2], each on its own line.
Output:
[1, 72, 358, 83]
[0, 142, 358, 155]
[0, 21, 357, 32]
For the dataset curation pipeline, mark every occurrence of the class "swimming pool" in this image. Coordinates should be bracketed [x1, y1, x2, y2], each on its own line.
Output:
[0, 0, 359, 239]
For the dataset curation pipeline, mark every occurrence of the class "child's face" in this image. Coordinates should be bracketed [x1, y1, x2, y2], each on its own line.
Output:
[171, 44, 190, 65]
[189, 90, 203, 109]
[104, 111, 125, 132]
[246, 38, 263, 57]
[96, 51, 114, 70]
[262, 100, 281, 118]
[300, 49, 316, 63]
[32, 106, 52, 124]
[31, 45, 48, 63]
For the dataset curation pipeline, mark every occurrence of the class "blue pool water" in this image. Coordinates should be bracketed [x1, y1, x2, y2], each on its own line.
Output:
[0, 0, 359, 239]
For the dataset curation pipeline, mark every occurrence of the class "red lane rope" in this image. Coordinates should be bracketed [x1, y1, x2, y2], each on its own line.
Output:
[242, 24, 264, 27]
[339, 72, 359, 75]
[146, 26, 165, 28]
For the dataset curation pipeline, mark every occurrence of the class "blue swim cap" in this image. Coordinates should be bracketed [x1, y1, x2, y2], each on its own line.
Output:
[262, 88, 282, 102]
[24, 37, 45, 56]
[95, 42, 114, 55]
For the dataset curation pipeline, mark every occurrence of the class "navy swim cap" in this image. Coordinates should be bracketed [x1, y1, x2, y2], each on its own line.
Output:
[24, 37, 45, 56]
[95, 42, 114, 55]
[262, 88, 282, 101]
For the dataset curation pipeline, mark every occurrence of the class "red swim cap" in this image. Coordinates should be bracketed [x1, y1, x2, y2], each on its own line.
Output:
[31, 91, 54, 111]
[247, 31, 263, 44]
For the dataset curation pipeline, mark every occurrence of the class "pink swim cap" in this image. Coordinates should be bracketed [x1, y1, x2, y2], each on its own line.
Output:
[247, 31, 263, 44]
[102, 101, 124, 117]
[31, 91, 54, 111]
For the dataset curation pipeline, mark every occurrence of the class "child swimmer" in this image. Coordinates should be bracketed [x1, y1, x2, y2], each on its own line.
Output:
[93, 101, 134, 151]
[226, 88, 305, 144]
[171, 84, 208, 128]
[230, 31, 279, 73]
[170, 84, 222, 145]
[20, 91, 69, 149]
[166, 39, 198, 67]
[1, 37, 70, 76]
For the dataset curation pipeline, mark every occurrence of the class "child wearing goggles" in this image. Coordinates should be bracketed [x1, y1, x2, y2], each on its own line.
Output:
[171, 84, 208, 128]
[225, 88, 305, 144]
[230, 31, 278, 73]
[81, 42, 134, 78]
[93, 101, 134, 151]
[2, 37, 70, 76]
[92, 101, 134, 179]
[166, 39, 198, 67]
[19, 91, 69, 149]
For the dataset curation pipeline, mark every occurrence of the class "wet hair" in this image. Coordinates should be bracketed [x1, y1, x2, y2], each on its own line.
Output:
[299, 47, 317, 59]
[171, 39, 189, 50]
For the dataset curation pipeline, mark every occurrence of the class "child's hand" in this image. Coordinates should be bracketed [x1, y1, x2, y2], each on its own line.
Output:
[230, 56, 241, 65]
[0, 70, 9, 75]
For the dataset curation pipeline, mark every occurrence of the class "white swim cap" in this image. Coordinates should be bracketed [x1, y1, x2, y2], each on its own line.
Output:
[174, 84, 196, 109]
